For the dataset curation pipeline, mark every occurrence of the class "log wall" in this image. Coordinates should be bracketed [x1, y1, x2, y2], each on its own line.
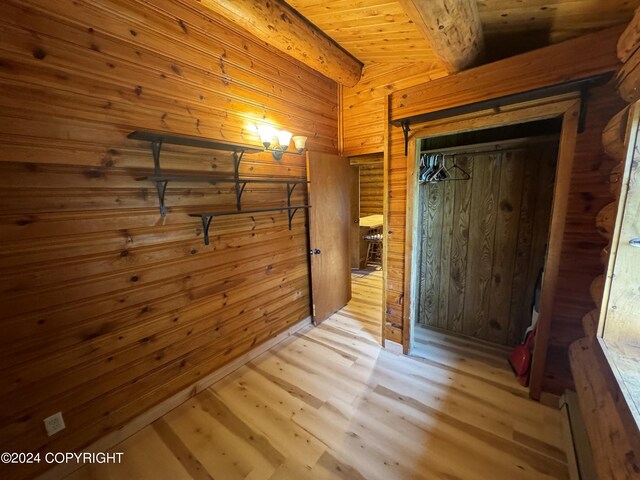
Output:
[542, 84, 626, 393]
[359, 163, 384, 217]
[0, 0, 337, 478]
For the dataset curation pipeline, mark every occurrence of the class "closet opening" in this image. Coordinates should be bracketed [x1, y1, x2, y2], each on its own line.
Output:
[410, 118, 562, 366]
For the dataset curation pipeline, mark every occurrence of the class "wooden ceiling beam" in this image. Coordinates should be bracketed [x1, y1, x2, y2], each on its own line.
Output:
[397, 0, 485, 72]
[198, 0, 363, 87]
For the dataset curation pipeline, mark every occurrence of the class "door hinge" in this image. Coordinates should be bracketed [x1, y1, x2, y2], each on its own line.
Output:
[312, 304, 316, 317]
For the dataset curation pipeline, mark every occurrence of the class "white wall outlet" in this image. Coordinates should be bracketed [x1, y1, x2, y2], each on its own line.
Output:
[43, 412, 66, 436]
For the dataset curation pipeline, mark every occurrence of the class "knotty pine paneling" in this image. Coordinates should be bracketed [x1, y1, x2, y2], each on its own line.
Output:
[359, 163, 383, 217]
[386, 83, 625, 394]
[0, 0, 337, 478]
[390, 27, 622, 123]
[341, 62, 447, 156]
[286, 0, 440, 65]
[416, 143, 557, 347]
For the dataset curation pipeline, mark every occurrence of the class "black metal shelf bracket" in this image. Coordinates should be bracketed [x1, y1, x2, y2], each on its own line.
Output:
[401, 120, 410, 156]
[193, 205, 311, 245]
[200, 215, 214, 246]
[151, 140, 163, 174]
[232, 150, 244, 177]
[286, 182, 297, 205]
[287, 208, 299, 230]
[150, 140, 168, 215]
[235, 181, 247, 210]
[233, 150, 246, 210]
[578, 87, 589, 134]
[155, 180, 169, 217]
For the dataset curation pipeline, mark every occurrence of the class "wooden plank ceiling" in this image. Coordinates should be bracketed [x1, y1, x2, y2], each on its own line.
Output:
[288, 0, 638, 68]
[286, 0, 437, 65]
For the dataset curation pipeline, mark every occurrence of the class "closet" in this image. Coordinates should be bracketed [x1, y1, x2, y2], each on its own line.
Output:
[415, 121, 561, 346]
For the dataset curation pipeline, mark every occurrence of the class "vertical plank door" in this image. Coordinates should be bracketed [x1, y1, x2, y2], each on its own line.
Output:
[307, 151, 352, 323]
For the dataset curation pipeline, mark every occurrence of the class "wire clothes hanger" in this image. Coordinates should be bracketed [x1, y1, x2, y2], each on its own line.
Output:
[419, 152, 470, 184]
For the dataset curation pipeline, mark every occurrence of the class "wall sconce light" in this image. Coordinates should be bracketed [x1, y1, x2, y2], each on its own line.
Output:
[257, 124, 307, 160]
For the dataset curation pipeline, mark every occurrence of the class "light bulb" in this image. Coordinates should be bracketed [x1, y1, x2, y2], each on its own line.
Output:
[292, 136, 307, 153]
[257, 125, 276, 149]
[276, 130, 293, 151]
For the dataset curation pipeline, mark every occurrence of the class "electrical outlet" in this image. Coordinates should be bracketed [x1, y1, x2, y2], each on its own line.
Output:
[43, 412, 65, 436]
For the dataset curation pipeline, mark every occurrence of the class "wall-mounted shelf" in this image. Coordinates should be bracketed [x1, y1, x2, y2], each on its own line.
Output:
[128, 130, 264, 153]
[145, 175, 309, 212]
[190, 205, 311, 245]
[129, 130, 311, 244]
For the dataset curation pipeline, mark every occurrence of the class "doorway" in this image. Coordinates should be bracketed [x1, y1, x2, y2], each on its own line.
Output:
[411, 120, 561, 355]
[349, 153, 385, 341]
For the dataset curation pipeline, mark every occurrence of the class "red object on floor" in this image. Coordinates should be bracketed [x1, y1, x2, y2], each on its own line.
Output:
[509, 328, 536, 387]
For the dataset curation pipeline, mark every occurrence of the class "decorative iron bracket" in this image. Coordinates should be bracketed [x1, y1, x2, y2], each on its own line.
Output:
[287, 208, 299, 230]
[155, 180, 169, 216]
[401, 120, 411, 156]
[286, 182, 297, 205]
[151, 140, 163, 175]
[578, 87, 589, 134]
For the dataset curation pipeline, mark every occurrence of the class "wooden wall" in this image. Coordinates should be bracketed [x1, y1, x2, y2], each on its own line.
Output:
[341, 62, 447, 157]
[358, 163, 384, 217]
[390, 27, 624, 122]
[0, 0, 337, 478]
[416, 143, 557, 347]
[384, 28, 625, 395]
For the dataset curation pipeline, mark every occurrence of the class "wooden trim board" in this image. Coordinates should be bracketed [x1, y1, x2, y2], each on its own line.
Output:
[569, 338, 640, 478]
[382, 96, 390, 347]
[528, 101, 581, 399]
[560, 391, 597, 480]
[36, 317, 313, 480]
[598, 101, 640, 338]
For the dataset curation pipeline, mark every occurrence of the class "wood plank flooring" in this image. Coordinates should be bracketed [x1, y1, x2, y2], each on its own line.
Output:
[67, 269, 568, 480]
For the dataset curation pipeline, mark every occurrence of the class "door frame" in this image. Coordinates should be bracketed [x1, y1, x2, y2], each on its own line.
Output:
[396, 92, 582, 400]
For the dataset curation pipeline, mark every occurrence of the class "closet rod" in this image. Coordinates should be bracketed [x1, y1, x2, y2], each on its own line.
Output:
[418, 134, 559, 157]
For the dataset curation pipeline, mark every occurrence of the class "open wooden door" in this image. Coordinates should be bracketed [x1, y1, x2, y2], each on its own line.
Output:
[307, 151, 351, 324]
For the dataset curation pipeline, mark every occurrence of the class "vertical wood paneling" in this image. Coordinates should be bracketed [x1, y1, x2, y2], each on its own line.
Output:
[421, 183, 443, 326]
[415, 144, 557, 347]
[489, 151, 525, 345]
[448, 156, 473, 334]
[437, 180, 454, 330]
[0, 1, 337, 478]
[341, 62, 447, 157]
[507, 157, 540, 345]
[463, 154, 501, 340]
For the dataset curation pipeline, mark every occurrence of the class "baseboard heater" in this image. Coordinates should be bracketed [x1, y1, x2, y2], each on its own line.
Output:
[560, 390, 598, 480]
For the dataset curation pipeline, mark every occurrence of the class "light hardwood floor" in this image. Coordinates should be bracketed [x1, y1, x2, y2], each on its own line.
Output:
[67, 269, 568, 480]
